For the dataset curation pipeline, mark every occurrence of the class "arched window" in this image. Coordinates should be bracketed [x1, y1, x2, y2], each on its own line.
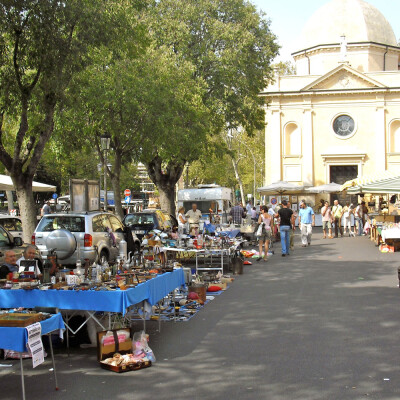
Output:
[284, 123, 301, 156]
[390, 120, 400, 153]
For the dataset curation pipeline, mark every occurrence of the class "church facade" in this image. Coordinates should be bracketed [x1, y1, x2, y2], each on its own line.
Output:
[261, 0, 400, 202]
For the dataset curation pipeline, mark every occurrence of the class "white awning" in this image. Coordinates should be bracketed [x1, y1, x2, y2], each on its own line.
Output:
[0, 174, 56, 192]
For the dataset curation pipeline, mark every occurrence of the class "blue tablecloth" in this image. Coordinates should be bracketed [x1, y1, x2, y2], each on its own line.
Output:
[0, 269, 185, 314]
[0, 313, 65, 352]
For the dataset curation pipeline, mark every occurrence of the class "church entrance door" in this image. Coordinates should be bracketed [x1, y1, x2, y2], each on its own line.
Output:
[329, 165, 358, 205]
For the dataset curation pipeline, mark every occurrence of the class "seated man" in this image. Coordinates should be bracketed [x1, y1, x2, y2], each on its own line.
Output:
[0, 250, 19, 279]
[17, 245, 41, 276]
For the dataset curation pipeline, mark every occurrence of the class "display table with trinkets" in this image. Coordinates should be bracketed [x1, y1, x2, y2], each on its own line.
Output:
[0, 268, 185, 344]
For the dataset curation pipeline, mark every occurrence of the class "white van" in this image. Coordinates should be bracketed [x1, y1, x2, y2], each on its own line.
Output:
[177, 184, 233, 223]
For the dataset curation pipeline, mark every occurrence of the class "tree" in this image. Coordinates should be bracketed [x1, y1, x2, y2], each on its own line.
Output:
[140, 0, 279, 214]
[61, 42, 209, 217]
[273, 60, 296, 76]
[0, 0, 142, 241]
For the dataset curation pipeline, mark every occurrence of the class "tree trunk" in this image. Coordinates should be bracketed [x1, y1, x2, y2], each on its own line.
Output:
[6, 190, 14, 212]
[231, 158, 245, 205]
[146, 155, 184, 216]
[12, 177, 37, 243]
[158, 186, 176, 215]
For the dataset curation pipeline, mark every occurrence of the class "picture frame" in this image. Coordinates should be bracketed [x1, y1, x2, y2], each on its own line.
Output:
[281, 195, 289, 202]
[291, 195, 298, 203]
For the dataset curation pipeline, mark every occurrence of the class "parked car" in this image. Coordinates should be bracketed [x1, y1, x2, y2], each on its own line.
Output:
[123, 209, 178, 240]
[0, 225, 42, 268]
[0, 215, 23, 240]
[32, 211, 141, 267]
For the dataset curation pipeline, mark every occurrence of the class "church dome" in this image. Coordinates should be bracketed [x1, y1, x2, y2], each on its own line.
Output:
[295, 0, 397, 52]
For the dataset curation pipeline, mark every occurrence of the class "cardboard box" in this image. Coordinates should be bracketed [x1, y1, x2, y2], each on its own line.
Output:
[97, 329, 151, 373]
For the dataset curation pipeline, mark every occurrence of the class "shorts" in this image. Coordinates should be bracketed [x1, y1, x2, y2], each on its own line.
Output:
[257, 230, 271, 242]
[322, 220, 332, 229]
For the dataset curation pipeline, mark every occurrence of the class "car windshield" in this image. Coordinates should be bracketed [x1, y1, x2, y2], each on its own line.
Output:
[36, 216, 85, 232]
[124, 214, 155, 227]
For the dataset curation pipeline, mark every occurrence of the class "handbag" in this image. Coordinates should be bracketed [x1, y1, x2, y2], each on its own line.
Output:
[256, 222, 264, 237]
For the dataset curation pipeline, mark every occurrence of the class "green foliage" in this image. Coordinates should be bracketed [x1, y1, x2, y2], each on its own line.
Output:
[273, 61, 296, 76]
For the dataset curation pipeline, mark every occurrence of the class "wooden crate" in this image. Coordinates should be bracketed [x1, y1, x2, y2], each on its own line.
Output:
[0, 313, 45, 327]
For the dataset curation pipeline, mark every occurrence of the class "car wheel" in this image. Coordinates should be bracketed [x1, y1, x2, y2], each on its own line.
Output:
[99, 250, 109, 265]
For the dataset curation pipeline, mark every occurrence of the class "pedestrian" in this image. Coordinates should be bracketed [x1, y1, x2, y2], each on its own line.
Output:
[177, 206, 187, 235]
[287, 201, 297, 251]
[332, 199, 344, 237]
[275, 200, 295, 257]
[298, 200, 315, 247]
[321, 201, 333, 239]
[355, 202, 364, 236]
[246, 201, 252, 215]
[342, 202, 354, 237]
[185, 203, 202, 235]
[256, 205, 273, 262]
[230, 202, 245, 225]
[42, 200, 51, 215]
[251, 206, 258, 223]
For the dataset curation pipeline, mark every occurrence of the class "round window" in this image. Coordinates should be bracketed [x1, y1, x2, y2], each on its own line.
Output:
[332, 115, 355, 138]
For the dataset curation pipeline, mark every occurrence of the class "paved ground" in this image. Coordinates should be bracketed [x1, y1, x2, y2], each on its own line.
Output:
[2, 229, 400, 400]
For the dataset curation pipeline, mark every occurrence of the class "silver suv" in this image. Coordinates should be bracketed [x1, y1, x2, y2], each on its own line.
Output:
[32, 211, 140, 266]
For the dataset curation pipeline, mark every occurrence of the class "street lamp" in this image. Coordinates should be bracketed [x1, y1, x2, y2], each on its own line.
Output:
[100, 133, 111, 211]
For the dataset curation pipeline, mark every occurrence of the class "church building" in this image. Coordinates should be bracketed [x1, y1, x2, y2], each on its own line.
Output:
[261, 0, 400, 201]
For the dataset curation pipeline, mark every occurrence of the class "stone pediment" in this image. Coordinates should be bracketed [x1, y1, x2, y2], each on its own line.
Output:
[301, 64, 386, 91]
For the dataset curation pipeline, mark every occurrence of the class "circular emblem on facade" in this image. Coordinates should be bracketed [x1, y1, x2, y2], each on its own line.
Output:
[332, 114, 355, 138]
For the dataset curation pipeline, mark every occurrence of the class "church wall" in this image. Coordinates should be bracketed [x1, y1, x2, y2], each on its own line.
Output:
[264, 91, 395, 187]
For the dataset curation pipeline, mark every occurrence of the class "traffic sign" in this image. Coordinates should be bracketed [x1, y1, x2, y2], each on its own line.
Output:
[124, 189, 131, 197]
[52, 193, 58, 199]
[125, 196, 131, 204]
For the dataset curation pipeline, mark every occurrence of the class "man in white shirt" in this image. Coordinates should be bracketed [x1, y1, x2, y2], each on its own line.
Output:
[185, 203, 202, 235]
[17, 245, 41, 276]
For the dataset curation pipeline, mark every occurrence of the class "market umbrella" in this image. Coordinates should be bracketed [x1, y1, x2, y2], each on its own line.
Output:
[305, 182, 342, 194]
[257, 180, 304, 195]
[340, 171, 395, 192]
[346, 175, 400, 194]
[0, 174, 56, 192]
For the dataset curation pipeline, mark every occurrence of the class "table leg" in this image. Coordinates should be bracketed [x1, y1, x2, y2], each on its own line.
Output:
[48, 334, 59, 391]
[20, 354, 26, 400]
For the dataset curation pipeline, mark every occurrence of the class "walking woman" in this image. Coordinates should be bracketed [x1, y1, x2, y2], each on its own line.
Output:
[256, 205, 273, 261]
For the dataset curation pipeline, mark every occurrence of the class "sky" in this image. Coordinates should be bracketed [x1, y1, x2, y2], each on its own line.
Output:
[251, 0, 400, 61]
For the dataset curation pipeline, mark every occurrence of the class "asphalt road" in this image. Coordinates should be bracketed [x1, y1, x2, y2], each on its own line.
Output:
[2, 229, 400, 400]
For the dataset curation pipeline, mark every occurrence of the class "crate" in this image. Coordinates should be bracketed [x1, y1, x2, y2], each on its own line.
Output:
[97, 328, 152, 373]
[0, 313, 45, 327]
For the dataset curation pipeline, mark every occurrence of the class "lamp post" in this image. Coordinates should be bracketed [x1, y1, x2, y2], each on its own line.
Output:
[100, 133, 111, 211]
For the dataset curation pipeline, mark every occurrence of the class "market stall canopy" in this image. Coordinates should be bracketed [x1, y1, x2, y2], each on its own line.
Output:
[305, 182, 341, 193]
[0, 174, 56, 192]
[341, 171, 396, 192]
[257, 181, 304, 195]
[346, 175, 400, 194]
